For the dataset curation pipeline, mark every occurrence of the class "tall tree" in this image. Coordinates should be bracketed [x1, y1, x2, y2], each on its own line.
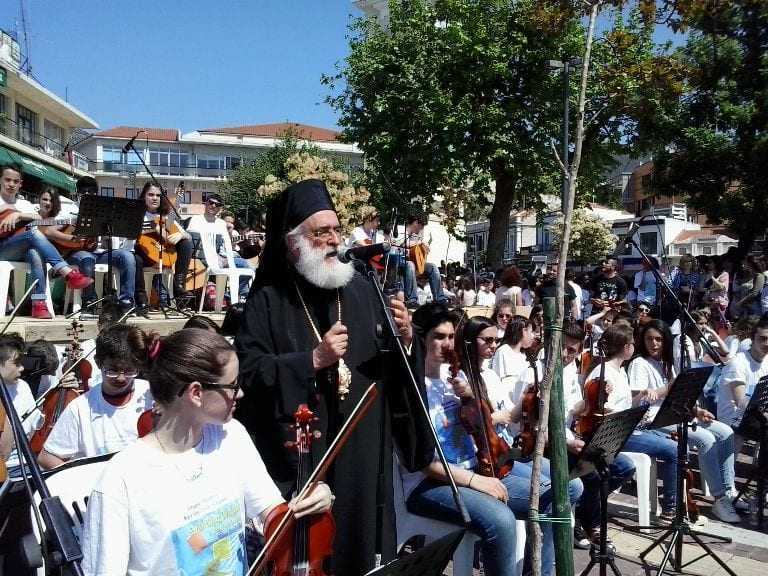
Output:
[324, 0, 681, 268]
[643, 1, 768, 252]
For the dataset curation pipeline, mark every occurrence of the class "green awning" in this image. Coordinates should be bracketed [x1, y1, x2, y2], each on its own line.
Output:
[0, 145, 77, 193]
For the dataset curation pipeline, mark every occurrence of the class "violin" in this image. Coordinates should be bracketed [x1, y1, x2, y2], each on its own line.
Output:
[574, 343, 607, 440]
[262, 404, 335, 576]
[516, 353, 540, 459]
[30, 320, 88, 454]
[452, 347, 514, 479]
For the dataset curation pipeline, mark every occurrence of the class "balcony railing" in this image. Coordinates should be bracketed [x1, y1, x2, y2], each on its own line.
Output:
[0, 116, 69, 160]
[90, 160, 233, 180]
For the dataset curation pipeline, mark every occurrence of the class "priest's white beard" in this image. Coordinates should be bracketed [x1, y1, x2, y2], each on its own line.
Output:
[292, 234, 354, 289]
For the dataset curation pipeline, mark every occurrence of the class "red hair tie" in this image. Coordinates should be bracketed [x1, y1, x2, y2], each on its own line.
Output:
[148, 339, 162, 361]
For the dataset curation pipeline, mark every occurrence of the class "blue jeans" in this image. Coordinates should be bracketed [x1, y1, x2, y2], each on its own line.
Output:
[393, 255, 445, 305]
[0, 229, 67, 301]
[661, 420, 734, 498]
[408, 461, 582, 576]
[623, 430, 678, 512]
[68, 249, 137, 303]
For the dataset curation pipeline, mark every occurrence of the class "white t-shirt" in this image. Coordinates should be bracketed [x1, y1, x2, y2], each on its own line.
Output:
[484, 367, 521, 445]
[490, 345, 529, 384]
[562, 361, 582, 440]
[0, 195, 36, 215]
[585, 362, 632, 414]
[460, 289, 476, 306]
[627, 357, 668, 421]
[6, 379, 44, 469]
[717, 349, 768, 427]
[347, 225, 379, 248]
[43, 379, 154, 460]
[496, 286, 522, 306]
[634, 270, 657, 305]
[476, 289, 495, 307]
[82, 419, 284, 576]
[568, 281, 583, 320]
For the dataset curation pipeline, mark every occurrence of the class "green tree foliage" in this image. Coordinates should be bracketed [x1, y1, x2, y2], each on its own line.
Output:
[551, 208, 618, 264]
[643, 1, 768, 251]
[324, 0, 681, 267]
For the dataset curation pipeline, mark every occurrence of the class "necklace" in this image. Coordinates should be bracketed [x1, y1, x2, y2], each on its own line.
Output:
[295, 283, 351, 401]
[154, 431, 204, 482]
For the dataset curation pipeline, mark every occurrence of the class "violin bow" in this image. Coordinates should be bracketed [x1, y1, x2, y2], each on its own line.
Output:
[247, 383, 379, 576]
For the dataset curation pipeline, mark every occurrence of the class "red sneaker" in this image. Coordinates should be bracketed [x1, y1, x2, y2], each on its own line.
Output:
[31, 301, 53, 319]
[65, 270, 94, 290]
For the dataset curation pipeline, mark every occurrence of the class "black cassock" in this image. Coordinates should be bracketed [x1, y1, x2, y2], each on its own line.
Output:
[235, 271, 434, 575]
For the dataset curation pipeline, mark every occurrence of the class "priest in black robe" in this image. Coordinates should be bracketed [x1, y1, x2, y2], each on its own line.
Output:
[235, 179, 435, 575]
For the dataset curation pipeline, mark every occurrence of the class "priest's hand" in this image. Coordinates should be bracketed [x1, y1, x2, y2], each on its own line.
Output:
[389, 296, 412, 347]
[313, 321, 348, 370]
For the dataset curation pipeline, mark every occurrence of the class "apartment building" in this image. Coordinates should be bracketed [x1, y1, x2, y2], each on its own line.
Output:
[75, 122, 363, 215]
[0, 30, 97, 196]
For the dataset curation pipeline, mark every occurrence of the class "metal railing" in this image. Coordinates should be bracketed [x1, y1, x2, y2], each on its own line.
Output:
[90, 160, 233, 180]
[0, 115, 68, 159]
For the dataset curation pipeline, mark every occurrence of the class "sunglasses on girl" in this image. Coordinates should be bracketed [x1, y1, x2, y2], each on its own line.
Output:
[478, 336, 502, 345]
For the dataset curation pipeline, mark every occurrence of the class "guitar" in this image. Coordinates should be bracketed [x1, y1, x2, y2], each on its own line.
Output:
[134, 184, 187, 268]
[0, 208, 79, 239]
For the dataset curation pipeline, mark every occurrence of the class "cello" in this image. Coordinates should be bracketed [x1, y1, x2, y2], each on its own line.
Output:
[262, 404, 335, 576]
[29, 320, 89, 454]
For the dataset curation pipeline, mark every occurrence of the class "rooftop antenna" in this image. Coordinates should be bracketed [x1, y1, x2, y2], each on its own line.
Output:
[19, 0, 32, 75]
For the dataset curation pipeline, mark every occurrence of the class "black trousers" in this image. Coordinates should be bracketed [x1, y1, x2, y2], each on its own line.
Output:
[133, 237, 192, 295]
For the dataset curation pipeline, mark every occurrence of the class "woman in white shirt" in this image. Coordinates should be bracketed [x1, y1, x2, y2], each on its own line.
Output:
[82, 328, 333, 576]
[495, 266, 523, 306]
[628, 320, 739, 523]
[490, 315, 535, 395]
[491, 299, 515, 340]
[585, 323, 679, 519]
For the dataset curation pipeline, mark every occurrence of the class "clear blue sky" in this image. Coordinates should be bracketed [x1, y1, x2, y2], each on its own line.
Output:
[0, 1, 361, 132]
[0, 2, 683, 135]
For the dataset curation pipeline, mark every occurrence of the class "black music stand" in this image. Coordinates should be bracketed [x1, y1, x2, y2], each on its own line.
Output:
[364, 529, 464, 576]
[73, 195, 145, 308]
[633, 366, 736, 576]
[734, 375, 768, 527]
[571, 406, 649, 576]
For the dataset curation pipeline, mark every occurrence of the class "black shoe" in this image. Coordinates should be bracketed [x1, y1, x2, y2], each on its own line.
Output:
[173, 273, 191, 299]
[574, 526, 591, 550]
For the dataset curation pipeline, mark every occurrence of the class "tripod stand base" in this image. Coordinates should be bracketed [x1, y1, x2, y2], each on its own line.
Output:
[637, 519, 735, 576]
[580, 542, 623, 576]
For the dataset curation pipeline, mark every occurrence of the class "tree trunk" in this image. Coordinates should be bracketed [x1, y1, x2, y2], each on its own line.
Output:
[486, 171, 517, 269]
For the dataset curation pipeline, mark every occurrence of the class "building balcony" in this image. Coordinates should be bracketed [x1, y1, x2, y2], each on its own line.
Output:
[89, 160, 232, 180]
[1, 115, 66, 160]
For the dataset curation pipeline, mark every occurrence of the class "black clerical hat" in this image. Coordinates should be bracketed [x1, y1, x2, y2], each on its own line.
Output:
[251, 179, 336, 289]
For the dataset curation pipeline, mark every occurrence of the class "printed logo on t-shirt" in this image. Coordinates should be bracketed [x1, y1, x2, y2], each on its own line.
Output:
[171, 499, 246, 575]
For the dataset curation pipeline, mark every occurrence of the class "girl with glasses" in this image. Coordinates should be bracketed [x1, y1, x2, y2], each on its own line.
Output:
[490, 298, 514, 339]
[38, 324, 156, 470]
[82, 328, 333, 576]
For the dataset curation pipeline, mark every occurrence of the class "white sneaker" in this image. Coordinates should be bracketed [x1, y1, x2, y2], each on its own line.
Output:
[712, 496, 741, 523]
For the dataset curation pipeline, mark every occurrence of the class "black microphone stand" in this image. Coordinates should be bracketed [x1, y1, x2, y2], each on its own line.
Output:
[624, 236, 734, 576]
[123, 136, 190, 318]
[0, 374, 85, 575]
[366, 269, 471, 550]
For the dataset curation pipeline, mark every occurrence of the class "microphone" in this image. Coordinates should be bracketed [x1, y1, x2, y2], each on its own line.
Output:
[121, 130, 145, 154]
[611, 216, 646, 257]
[338, 242, 391, 264]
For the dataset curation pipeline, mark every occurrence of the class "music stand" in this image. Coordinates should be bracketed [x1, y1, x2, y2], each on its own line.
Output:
[364, 529, 464, 576]
[73, 196, 145, 308]
[734, 375, 768, 527]
[633, 366, 736, 576]
[571, 406, 648, 576]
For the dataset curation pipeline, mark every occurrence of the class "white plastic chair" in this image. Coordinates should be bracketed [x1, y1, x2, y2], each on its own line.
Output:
[393, 454, 527, 576]
[143, 266, 174, 304]
[63, 264, 118, 313]
[31, 453, 114, 575]
[621, 452, 659, 526]
[0, 261, 55, 319]
[196, 230, 254, 312]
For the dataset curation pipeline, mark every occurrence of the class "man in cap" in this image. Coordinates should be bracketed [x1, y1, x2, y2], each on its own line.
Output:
[235, 179, 434, 575]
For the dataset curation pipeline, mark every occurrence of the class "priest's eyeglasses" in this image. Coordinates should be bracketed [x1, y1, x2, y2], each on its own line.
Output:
[309, 226, 344, 241]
